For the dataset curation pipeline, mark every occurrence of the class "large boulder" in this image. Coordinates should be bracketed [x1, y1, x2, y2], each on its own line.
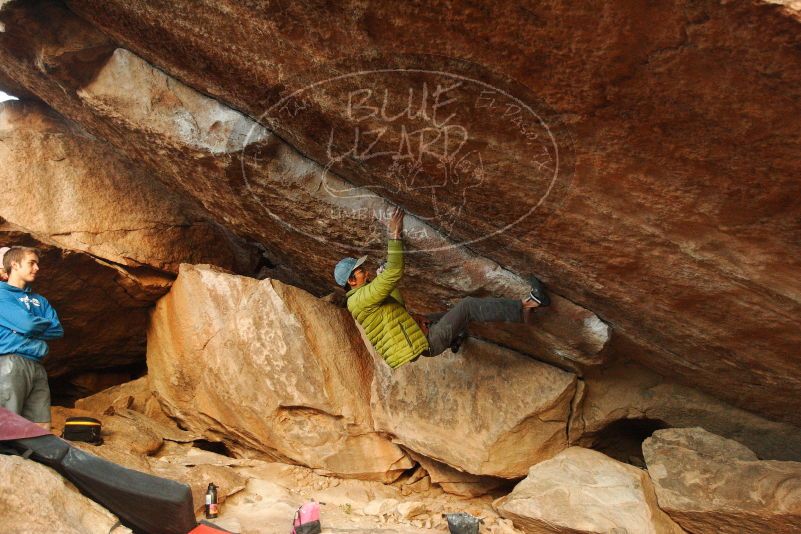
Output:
[407, 451, 507, 498]
[571, 361, 801, 462]
[0, 100, 253, 274]
[494, 447, 685, 534]
[0, 0, 608, 376]
[0, 0, 799, 476]
[74, 376, 173, 426]
[0, 68, 36, 100]
[40, 0, 801, 423]
[0, 99, 257, 376]
[149, 263, 583, 483]
[370, 336, 580, 478]
[643, 427, 801, 533]
[147, 263, 411, 482]
[51, 403, 248, 513]
[0, 455, 129, 534]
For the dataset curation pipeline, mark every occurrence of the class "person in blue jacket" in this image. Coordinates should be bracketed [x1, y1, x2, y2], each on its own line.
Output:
[0, 246, 63, 429]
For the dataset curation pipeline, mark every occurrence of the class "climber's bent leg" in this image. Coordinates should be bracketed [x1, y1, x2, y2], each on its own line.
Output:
[425, 297, 522, 357]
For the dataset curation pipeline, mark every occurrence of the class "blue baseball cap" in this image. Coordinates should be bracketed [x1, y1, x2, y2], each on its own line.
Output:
[334, 255, 368, 286]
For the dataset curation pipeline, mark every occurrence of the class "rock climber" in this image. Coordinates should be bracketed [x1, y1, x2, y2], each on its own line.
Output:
[0, 246, 63, 430]
[333, 207, 550, 369]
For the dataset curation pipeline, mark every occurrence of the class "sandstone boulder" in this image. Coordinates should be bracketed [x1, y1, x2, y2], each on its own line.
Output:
[0, 0, 608, 377]
[0, 5, 799, 505]
[0, 99, 254, 274]
[469, 304, 609, 372]
[74, 376, 174, 426]
[148, 460, 247, 514]
[495, 447, 685, 534]
[370, 336, 579, 478]
[0, 455, 130, 534]
[571, 360, 801, 462]
[643, 427, 801, 533]
[408, 451, 507, 498]
[0, 99, 257, 376]
[147, 263, 411, 481]
[0, 69, 36, 101]
[52, 403, 246, 510]
[51, 405, 183, 472]
[51, 0, 801, 424]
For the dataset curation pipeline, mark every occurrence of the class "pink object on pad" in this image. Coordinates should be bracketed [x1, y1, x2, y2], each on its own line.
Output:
[291, 501, 321, 534]
[0, 407, 50, 441]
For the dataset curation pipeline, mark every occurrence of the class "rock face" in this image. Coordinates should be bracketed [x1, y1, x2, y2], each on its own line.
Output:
[571, 361, 801, 462]
[495, 447, 685, 534]
[0, 455, 129, 534]
[0, 99, 257, 376]
[53, 384, 521, 534]
[0, 0, 609, 376]
[147, 263, 411, 482]
[0, 68, 36, 100]
[0, 0, 798, 505]
[408, 451, 507, 498]
[370, 336, 579, 478]
[147, 264, 585, 483]
[643, 428, 801, 534]
[28, 0, 798, 423]
[51, 402, 249, 514]
[74, 375, 171, 425]
[0, 100, 252, 274]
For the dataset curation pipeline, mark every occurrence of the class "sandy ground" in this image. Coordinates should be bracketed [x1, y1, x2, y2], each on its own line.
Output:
[194, 453, 519, 533]
[50, 407, 521, 534]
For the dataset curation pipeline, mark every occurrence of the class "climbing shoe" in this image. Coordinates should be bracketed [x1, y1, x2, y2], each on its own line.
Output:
[450, 331, 468, 354]
[526, 275, 551, 307]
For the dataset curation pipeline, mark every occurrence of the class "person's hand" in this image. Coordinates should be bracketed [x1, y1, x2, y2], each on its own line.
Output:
[387, 207, 404, 239]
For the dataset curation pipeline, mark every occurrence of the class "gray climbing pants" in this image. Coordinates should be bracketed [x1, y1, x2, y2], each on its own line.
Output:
[0, 354, 51, 423]
[425, 297, 522, 357]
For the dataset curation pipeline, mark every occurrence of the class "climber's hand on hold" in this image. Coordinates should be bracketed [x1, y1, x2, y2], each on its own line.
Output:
[387, 207, 404, 239]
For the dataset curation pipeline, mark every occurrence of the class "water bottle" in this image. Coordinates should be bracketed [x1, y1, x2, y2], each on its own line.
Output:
[205, 482, 219, 519]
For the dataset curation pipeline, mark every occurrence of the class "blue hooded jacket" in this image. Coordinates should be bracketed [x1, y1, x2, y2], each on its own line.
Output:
[0, 282, 63, 361]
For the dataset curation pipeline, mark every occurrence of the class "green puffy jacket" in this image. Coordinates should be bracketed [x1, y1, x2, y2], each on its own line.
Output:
[346, 239, 429, 368]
